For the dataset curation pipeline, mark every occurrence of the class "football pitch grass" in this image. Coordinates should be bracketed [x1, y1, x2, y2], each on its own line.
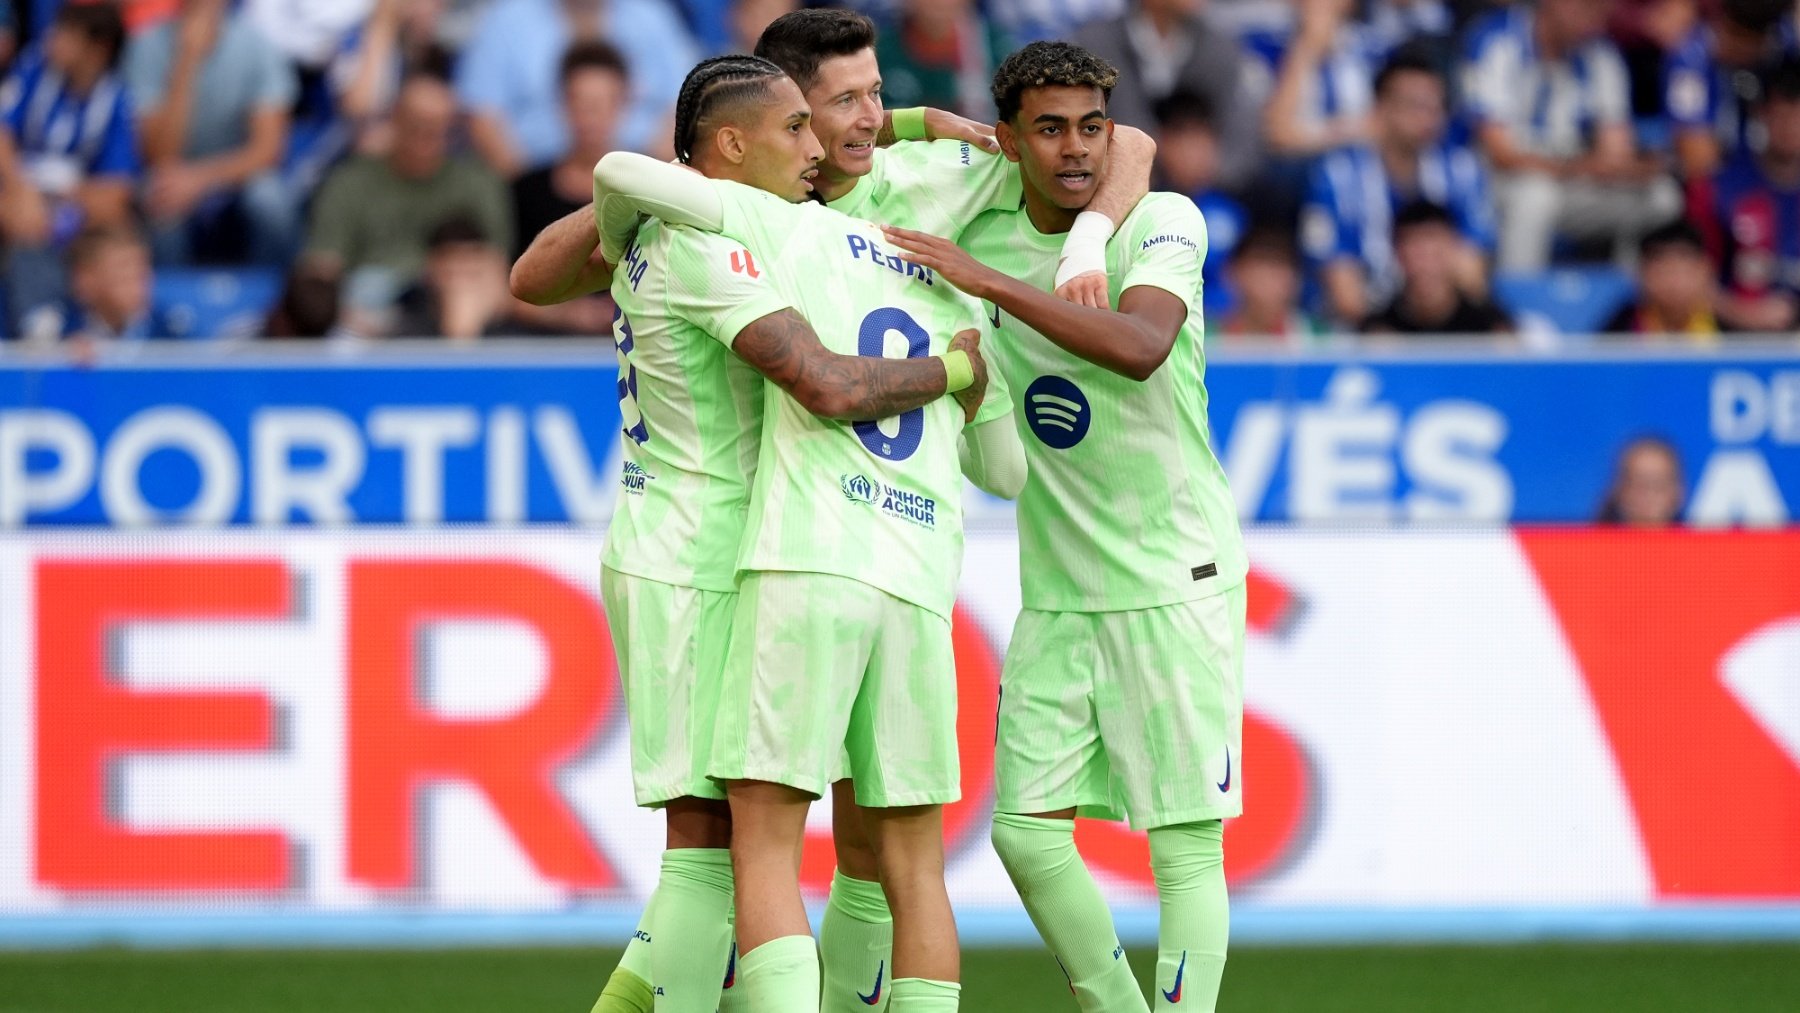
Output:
[1, 944, 1796, 1011]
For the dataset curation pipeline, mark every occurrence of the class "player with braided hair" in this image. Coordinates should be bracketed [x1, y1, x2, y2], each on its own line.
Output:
[516, 54, 1018, 1013]
[589, 51, 1030, 1009]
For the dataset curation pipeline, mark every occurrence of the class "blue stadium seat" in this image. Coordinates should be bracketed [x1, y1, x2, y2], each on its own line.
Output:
[1493, 267, 1638, 337]
[153, 267, 285, 340]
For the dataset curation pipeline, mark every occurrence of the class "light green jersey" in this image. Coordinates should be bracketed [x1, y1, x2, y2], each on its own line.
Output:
[827, 139, 1022, 237]
[958, 192, 1247, 612]
[713, 179, 1012, 619]
[600, 218, 791, 592]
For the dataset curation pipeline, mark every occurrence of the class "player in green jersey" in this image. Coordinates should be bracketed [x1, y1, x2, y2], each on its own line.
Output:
[753, 7, 1156, 310]
[592, 79, 1029, 1013]
[514, 57, 996, 1013]
[745, 13, 1155, 1008]
[880, 42, 1249, 1013]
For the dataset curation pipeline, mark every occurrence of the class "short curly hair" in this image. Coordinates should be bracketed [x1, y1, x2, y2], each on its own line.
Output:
[991, 41, 1119, 125]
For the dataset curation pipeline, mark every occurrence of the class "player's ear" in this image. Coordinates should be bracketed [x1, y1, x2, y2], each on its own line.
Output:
[716, 124, 747, 166]
[995, 120, 1022, 164]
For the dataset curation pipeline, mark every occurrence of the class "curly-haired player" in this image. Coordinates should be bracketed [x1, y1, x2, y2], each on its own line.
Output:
[883, 40, 1249, 1012]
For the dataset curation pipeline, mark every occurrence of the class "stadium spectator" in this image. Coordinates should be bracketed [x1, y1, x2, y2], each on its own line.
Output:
[513, 42, 628, 255]
[59, 226, 173, 343]
[124, 0, 299, 265]
[1605, 219, 1731, 337]
[263, 266, 346, 339]
[301, 74, 512, 332]
[1258, 0, 1376, 157]
[1610, 0, 1700, 120]
[454, 0, 698, 176]
[725, 0, 800, 54]
[332, 0, 456, 153]
[1360, 0, 1456, 66]
[1361, 200, 1515, 335]
[394, 216, 544, 340]
[1217, 224, 1328, 342]
[1713, 54, 1800, 331]
[244, 0, 373, 74]
[875, 0, 1012, 119]
[509, 40, 626, 335]
[1301, 48, 1493, 326]
[986, 0, 1125, 44]
[1463, 0, 1682, 272]
[1153, 91, 1245, 309]
[1663, 0, 1794, 184]
[1597, 435, 1686, 525]
[1072, 0, 1262, 188]
[0, 1, 137, 340]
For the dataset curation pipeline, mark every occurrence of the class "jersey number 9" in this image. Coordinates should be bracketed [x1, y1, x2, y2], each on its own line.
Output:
[852, 306, 929, 462]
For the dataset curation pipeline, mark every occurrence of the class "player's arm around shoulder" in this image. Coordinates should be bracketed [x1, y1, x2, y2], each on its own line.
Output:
[1055, 123, 1158, 309]
[509, 204, 615, 306]
[881, 195, 1199, 383]
[729, 308, 990, 423]
[591, 151, 730, 264]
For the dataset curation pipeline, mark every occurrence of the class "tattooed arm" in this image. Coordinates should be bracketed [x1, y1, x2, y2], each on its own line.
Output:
[733, 309, 989, 423]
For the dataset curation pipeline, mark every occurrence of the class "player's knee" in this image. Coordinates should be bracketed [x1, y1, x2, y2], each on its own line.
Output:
[990, 812, 1078, 883]
[1147, 820, 1224, 894]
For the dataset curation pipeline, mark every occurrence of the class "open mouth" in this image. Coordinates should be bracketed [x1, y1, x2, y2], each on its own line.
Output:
[843, 139, 876, 156]
[1055, 170, 1093, 190]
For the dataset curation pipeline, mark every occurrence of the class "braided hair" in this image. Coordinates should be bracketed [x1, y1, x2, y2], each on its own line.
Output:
[673, 55, 789, 165]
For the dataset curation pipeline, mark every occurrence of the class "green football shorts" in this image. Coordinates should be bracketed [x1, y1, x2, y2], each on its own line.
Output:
[994, 583, 1246, 830]
[708, 570, 960, 808]
[600, 565, 734, 807]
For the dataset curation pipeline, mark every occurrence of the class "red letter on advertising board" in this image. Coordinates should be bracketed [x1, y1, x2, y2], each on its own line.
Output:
[35, 559, 291, 891]
[346, 560, 617, 890]
[1521, 529, 1800, 897]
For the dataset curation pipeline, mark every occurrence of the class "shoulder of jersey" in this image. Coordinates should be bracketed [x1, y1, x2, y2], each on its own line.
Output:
[1122, 191, 1204, 236]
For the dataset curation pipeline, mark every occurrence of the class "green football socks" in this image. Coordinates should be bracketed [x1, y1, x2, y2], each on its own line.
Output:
[648, 848, 736, 1013]
[821, 869, 895, 1012]
[991, 813, 1149, 1012]
[590, 967, 654, 1013]
[739, 934, 820, 1012]
[888, 977, 961, 1011]
[1148, 821, 1228, 1012]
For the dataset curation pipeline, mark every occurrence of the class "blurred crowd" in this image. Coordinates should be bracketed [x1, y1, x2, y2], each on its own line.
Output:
[1, 0, 1798, 348]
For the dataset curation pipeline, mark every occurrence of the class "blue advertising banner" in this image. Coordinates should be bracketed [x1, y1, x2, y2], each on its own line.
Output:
[2, 348, 1796, 526]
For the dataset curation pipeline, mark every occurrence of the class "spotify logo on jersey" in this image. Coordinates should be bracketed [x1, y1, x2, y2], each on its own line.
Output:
[1024, 375, 1091, 449]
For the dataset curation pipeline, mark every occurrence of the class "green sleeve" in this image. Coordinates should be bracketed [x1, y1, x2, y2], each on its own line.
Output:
[878, 140, 1023, 239]
[662, 227, 795, 348]
[971, 344, 1013, 427]
[1118, 195, 1209, 316]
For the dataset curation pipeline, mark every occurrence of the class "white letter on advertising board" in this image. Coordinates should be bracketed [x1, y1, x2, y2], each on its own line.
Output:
[1688, 449, 1790, 527]
[0, 409, 95, 525]
[1402, 402, 1514, 521]
[100, 407, 241, 525]
[1710, 370, 1767, 443]
[486, 406, 527, 524]
[368, 407, 480, 525]
[534, 406, 615, 523]
[252, 408, 366, 525]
